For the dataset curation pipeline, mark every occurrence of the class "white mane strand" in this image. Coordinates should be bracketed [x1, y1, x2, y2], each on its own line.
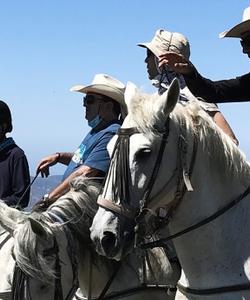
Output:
[13, 178, 101, 283]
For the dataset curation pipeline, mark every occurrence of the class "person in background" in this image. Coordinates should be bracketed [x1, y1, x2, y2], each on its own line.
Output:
[158, 7, 250, 103]
[138, 29, 239, 145]
[0, 100, 30, 209]
[35, 74, 125, 210]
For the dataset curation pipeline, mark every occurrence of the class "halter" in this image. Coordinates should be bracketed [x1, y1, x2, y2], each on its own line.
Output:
[11, 213, 79, 300]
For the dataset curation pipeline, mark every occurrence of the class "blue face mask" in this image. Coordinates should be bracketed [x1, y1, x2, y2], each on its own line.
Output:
[88, 115, 103, 128]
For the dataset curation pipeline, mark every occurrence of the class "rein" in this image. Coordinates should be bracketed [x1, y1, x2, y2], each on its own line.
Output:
[47, 211, 79, 300]
[141, 185, 250, 249]
[14, 172, 40, 209]
[11, 236, 61, 300]
[75, 252, 176, 300]
[11, 211, 79, 300]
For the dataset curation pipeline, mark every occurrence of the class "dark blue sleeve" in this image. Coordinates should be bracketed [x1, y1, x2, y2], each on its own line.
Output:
[184, 71, 250, 103]
[4, 154, 30, 209]
[83, 131, 116, 173]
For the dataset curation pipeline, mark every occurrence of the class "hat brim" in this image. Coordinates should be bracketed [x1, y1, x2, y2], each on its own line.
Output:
[70, 84, 125, 107]
[219, 19, 250, 38]
[137, 42, 161, 57]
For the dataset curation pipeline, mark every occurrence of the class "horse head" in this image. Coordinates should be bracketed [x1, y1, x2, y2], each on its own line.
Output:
[90, 79, 181, 260]
[0, 201, 77, 300]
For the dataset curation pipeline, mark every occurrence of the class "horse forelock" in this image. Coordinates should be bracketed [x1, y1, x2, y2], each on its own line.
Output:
[127, 89, 250, 181]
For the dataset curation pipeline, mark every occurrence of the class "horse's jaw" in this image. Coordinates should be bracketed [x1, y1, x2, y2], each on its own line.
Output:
[90, 207, 124, 261]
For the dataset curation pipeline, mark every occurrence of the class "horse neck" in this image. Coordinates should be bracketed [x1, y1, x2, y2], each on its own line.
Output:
[166, 133, 250, 289]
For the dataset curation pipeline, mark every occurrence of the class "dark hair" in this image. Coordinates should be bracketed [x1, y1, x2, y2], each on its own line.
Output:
[0, 100, 13, 133]
[101, 95, 121, 117]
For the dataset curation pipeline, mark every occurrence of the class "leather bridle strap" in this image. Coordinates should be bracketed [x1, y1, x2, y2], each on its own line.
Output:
[141, 185, 250, 249]
[97, 197, 136, 219]
[177, 282, 250, 295]
[0, 232, 11, 248]
[137, 118, 170, 217]
[47, 211, 79, 300]
[97, 262, 122, 300]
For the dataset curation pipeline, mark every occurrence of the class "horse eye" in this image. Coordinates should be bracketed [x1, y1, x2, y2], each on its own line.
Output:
[135, 148, 151, 159]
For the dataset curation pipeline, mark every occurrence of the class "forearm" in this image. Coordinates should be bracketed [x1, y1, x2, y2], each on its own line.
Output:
[183, 70, 247, 103]
[47, 165, 103, 202]
[183, 70, 219, 103]
[56, 152, 74, 165]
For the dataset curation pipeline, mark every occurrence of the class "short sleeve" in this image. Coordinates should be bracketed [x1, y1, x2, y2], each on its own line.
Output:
[83, 131, 116, 173]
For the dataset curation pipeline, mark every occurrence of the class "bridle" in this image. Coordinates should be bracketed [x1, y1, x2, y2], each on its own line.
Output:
[98, 117, 196, 233]
[11, 213, 79, 300]
[97, 117, 250, 296]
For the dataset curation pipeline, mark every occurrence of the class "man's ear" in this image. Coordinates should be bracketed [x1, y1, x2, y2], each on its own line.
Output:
[101, 101, 114, 118]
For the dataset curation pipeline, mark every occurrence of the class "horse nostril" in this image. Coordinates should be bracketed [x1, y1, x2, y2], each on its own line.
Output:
[101, 231, 117, 256]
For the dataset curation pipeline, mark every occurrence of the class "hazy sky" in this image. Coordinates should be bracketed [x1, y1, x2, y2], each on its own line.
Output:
[1, 1, 249, 175]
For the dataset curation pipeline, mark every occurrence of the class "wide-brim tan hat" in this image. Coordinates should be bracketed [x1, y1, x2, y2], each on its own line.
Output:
[220, 7, 250, 38]
[70, 74, 126, 107]
[138, 29, 190, 60]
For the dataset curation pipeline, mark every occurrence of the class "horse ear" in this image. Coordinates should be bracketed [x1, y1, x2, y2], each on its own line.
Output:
[28, 217, 48, 238]
[162, 78, 180, 115]
[124, 81, 138, 110]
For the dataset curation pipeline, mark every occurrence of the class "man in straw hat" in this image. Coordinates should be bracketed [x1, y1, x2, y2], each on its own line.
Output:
[138, 29, 238, 144]
[157, 7, 250, 103]
[34, 74, 125, 210]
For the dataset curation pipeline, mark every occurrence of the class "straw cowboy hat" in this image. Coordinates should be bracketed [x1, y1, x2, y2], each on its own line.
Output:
[138, 29, 190, 60]
[220, 7, 250, 38]
[70, 74, 125, 107]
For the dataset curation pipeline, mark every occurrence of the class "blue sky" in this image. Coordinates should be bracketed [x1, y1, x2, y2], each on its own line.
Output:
[1, 1, 249, 175]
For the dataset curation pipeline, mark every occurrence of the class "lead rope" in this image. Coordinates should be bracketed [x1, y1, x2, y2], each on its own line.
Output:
[14, 171, 40, 209]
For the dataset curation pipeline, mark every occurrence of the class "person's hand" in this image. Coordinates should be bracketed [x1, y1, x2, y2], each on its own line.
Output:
[158, 52, 194, 75]
[32, 197, 52, 212]
[36, 153, 60, 177]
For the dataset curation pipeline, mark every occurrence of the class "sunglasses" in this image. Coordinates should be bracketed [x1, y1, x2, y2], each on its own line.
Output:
[83, 95, 104, 106]
[240, 37, 250, 48]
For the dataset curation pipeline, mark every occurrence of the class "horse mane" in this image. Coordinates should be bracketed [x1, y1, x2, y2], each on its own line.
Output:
[13, 178, 102, 284]
[129, 90, 250, 182]
[48, 178, 101, 241]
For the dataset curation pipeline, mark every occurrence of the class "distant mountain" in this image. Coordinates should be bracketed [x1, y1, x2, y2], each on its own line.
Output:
[28, 175, 62, 208]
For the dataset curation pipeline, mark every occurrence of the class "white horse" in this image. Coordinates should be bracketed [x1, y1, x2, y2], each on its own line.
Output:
[0, 205, 77, 300]
[90, 79, 250, 299]
[0, 178, 178, 300]
[0, 226, 14, 300]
